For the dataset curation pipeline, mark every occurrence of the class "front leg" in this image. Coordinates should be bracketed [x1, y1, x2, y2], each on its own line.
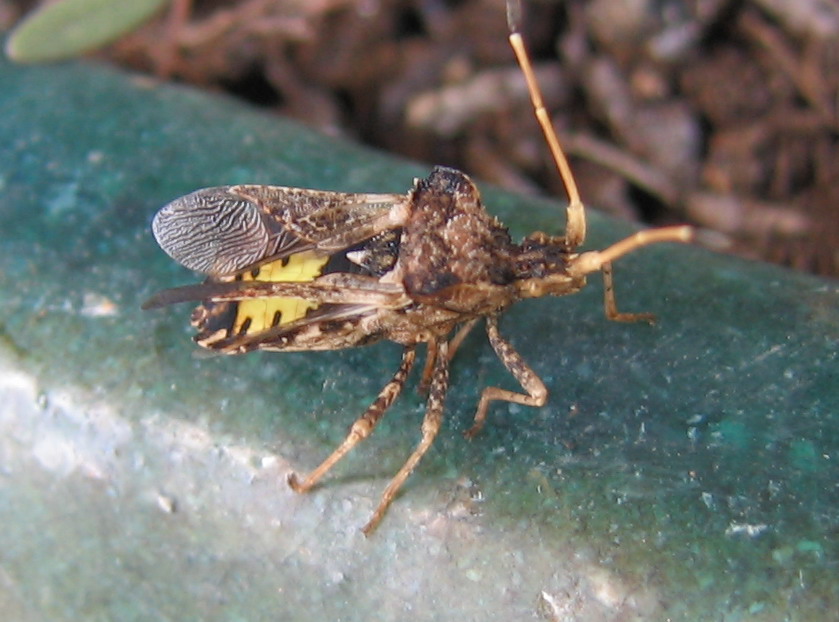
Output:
[464, 315, 547, 439]
[602, 262, 656, 324]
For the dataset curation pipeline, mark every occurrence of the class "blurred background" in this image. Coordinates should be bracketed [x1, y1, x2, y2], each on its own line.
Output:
[3, 0, 838, 276]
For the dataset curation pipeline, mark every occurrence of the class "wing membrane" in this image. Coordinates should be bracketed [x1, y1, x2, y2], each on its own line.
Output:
[152, 185, 408, 276]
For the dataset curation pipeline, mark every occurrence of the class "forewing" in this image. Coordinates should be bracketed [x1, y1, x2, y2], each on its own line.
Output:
[152, 184, 408, 276]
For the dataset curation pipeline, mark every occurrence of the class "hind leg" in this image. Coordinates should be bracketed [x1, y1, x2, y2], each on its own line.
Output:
[363, 340, 450, 535]
[288, 345, 417, 493]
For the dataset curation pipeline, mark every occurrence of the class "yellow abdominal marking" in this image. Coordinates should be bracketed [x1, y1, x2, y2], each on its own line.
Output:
[233, 250, 329, 333]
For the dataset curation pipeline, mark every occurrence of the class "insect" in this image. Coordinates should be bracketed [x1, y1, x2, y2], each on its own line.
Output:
[143, 0, 692, 535]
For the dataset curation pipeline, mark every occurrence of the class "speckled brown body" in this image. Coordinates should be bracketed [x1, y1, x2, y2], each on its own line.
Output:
[144, 165, 594, 535]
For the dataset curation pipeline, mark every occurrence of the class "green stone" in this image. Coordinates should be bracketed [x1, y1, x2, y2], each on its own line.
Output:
[1, 53, 837, 621]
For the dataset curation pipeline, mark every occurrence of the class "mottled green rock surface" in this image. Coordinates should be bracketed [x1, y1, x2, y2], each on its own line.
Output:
[0, 53, 836, 621]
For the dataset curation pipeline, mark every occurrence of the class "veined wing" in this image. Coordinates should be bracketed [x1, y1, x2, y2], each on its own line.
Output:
[152, 184, 409, 276]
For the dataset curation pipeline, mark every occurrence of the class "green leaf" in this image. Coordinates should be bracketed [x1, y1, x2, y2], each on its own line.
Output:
[5, 0, 170, 63]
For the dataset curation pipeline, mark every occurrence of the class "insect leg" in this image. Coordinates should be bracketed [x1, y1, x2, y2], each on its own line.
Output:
[464, 315, 547, 439]
[287, 345, 417, 494]
[507, 0, 585, 249]
[602, 262, 656, 324]
[447, 317, 480, 360]
[418, 339, 439, 394]
[418, 318, 478, 393]
[362, 340, 450, 535]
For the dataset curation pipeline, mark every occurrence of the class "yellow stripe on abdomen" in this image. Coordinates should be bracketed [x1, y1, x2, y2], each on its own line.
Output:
[233, 250, 329, 334]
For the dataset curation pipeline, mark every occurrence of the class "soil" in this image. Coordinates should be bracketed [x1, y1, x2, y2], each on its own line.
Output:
[5, 0, 838, 276]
